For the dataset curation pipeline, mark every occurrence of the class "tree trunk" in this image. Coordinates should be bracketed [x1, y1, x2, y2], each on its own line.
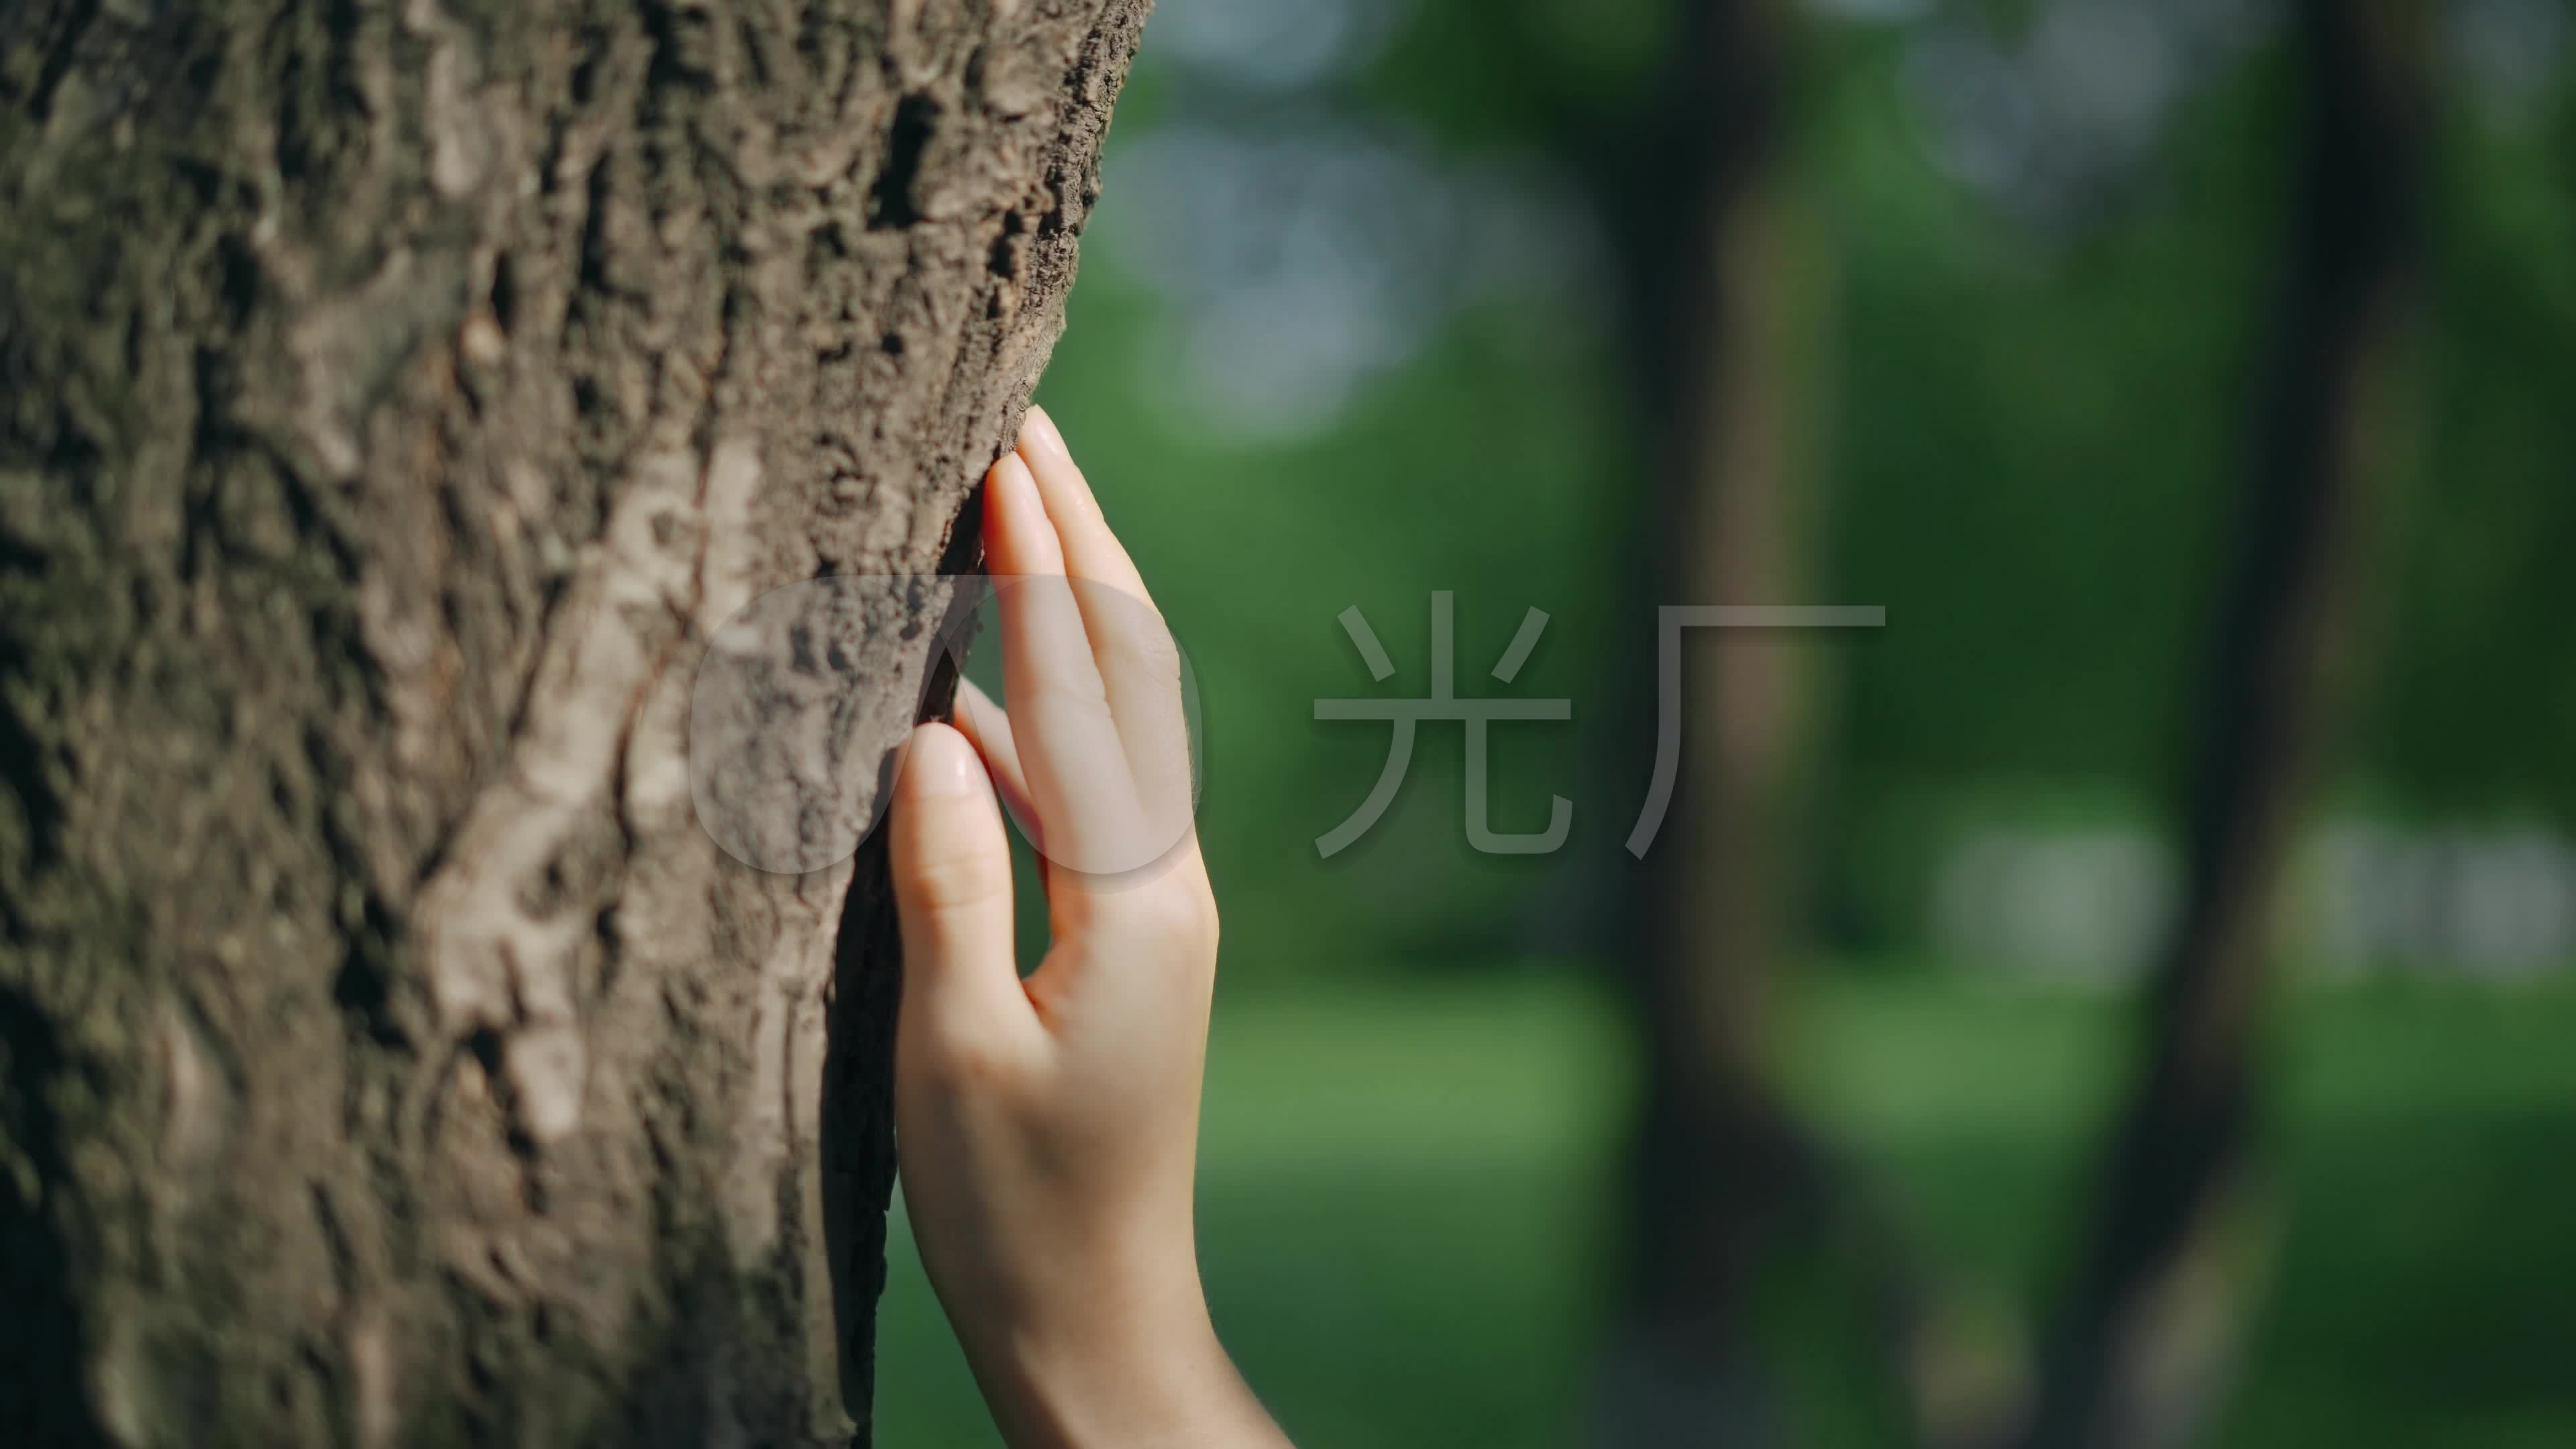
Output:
[0, 2, 1148, 1444]
[2017, 3, 2426, 1446]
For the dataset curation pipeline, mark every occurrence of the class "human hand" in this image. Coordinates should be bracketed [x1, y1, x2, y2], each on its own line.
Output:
[888, 407, 1289, 1449]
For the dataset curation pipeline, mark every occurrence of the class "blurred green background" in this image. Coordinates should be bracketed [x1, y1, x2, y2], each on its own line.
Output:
[883, 1, 2576, 1444]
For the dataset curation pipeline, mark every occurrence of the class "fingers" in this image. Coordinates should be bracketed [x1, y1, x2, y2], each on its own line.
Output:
[1015, 407, 1196, 829]
[890, 723, 1033, 1040]
[1016, 406, 1153, 605]
[983, 451, 1149, 873]
[952, 678, 1041, 853]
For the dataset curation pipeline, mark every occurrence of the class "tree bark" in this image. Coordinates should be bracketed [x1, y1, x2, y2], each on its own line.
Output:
[0, 1, 1147, 1444]
[2017, 3, 2426, 1446]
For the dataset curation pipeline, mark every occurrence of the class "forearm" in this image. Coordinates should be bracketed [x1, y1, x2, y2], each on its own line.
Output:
[965, 1299, 1293, 1449]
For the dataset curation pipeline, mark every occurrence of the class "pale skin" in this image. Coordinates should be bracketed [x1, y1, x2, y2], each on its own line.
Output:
[887, 406, 1295, 1448]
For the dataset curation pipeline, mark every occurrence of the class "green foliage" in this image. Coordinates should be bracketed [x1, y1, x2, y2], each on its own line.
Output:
[1031, 5, 2576, 979]
[926, 7, 2576, 1441]
[875, 977, 2576, 1447]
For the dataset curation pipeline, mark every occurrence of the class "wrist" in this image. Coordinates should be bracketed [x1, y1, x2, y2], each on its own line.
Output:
[970, 1274, 1264, 1448]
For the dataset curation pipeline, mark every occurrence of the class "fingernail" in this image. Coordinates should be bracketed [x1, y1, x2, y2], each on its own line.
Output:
[1020, 405, 1068, 460]
[910, 729, 979, 796]
[991, 451, 1040, 517]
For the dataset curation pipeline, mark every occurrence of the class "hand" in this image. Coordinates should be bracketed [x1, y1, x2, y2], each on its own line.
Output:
[888, 407, 1291, 1449]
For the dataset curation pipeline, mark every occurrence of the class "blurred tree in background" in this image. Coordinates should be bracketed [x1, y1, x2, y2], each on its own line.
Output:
[1026, 0, 2576, 993]
[2024, 2, 2428, 1445]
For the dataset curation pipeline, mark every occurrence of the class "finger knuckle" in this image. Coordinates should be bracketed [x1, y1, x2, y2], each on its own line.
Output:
[903, 849, 1010, 918]
[1032, 653, 1114, 709]
[906, 1020, 1028, 1097]
[1118, 620, 1182, 684]
[1122, 875, 1219, 957]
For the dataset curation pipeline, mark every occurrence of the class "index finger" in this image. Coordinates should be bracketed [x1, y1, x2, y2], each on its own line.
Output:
[1015, 407, 1195, 831]
[982, 450, 1151, 875]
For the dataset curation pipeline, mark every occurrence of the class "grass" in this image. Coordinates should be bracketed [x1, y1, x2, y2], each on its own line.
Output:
[869, 973, 2576, 1447]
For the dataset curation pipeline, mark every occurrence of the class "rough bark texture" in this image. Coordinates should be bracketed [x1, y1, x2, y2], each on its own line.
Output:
[2017, 3, 2425, 1446]
[0, 1, 1148, 1444]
